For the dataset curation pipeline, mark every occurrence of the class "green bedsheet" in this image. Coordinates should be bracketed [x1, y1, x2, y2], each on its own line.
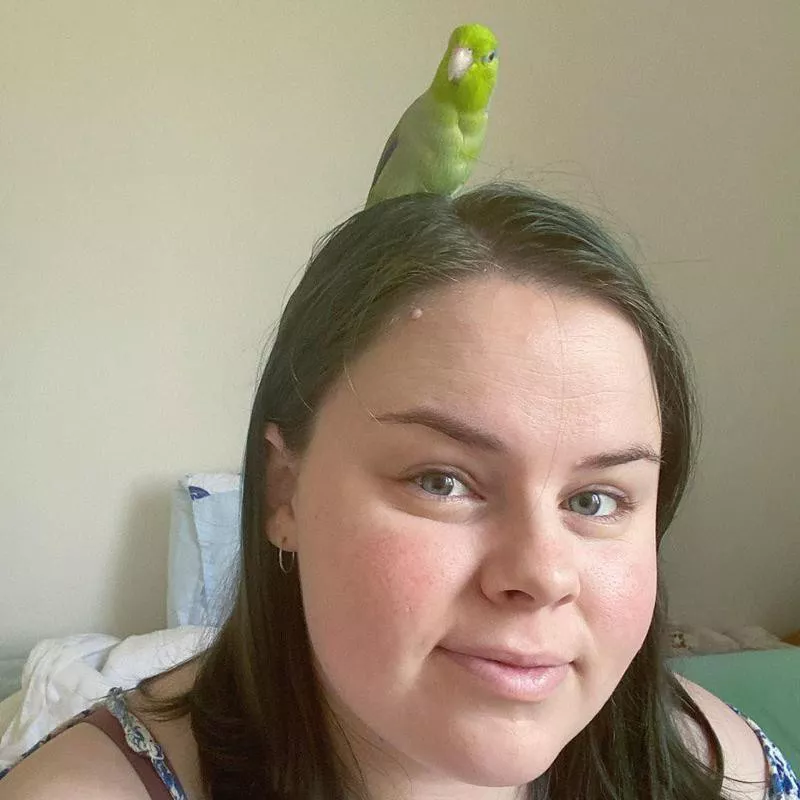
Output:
[671, 647, 800, 771]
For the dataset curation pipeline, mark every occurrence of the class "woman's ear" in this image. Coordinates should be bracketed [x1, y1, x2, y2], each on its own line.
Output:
[264, 423, 299, 551]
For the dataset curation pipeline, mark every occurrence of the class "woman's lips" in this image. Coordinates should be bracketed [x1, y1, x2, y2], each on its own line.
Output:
[439, 647, 571, 702]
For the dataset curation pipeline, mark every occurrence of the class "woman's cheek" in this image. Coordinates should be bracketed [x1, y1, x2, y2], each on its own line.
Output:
[299, 503, 460, 657]
[584, 542, 658, 643]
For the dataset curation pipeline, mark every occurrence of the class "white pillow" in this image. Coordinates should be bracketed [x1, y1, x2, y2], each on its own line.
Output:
[167, 474, 241, 628]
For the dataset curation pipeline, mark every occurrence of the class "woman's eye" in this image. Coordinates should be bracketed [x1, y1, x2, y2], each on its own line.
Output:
[415, 472, 470, 498]
[567, 491, 619, 517]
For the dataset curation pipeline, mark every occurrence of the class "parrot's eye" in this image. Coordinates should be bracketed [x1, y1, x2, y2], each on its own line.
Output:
[483, 50, 497, 64]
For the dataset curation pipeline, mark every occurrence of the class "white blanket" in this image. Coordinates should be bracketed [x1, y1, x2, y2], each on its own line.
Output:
[0, 626, 211, 769]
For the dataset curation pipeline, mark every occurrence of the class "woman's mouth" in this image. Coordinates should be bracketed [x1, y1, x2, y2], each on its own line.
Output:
[438, 646, 571, 702]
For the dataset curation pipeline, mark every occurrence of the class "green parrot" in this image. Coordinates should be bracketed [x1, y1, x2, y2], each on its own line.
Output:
[365, 24, 499, 208]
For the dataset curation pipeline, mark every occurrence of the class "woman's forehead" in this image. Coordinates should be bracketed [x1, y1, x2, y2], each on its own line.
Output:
[329, 278, 661, 451]
[360, 278, 651, 391]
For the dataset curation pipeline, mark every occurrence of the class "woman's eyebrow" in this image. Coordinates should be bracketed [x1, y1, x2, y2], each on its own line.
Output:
[575, 445, 662, 469]
[372, 407, 506, 452]
[372, 407, 661, 468]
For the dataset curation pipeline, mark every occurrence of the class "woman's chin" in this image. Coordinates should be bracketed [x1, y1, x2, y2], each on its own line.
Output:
[419, 740, 562, 790]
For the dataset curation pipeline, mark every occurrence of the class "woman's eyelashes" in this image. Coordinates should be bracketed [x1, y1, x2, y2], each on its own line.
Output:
[411, 469, 475, 499]
[564, 489, 635, 523]
[406, 468, 637, 523]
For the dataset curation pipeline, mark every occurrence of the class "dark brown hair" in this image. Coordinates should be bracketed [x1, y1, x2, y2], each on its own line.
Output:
[154, 185, 731, 799]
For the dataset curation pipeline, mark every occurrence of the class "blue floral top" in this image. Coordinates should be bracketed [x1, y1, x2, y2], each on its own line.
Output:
[1, 691, 798, 798]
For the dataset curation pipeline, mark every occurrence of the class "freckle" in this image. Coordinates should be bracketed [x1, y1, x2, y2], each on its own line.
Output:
[409, 308, 423, 320]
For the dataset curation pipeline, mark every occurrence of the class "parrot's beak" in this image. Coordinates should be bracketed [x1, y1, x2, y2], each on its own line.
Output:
[448, 47, 473, 82]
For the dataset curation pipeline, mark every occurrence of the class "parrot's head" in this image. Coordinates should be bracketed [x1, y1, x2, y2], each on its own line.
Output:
[435, 24, 498, 111]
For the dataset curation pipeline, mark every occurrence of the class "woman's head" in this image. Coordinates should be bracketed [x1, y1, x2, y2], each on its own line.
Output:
[225, 184, 698, 795]
[249, 184, 694, 538]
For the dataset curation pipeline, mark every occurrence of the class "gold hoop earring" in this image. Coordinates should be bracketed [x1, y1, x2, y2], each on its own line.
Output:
[278, 545, 296, 575]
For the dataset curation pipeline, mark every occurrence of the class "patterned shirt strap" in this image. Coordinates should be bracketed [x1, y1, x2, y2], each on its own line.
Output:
[104, 688, 190, 800]
[732, 707, 800, 800]
[82, 706, 173, 799]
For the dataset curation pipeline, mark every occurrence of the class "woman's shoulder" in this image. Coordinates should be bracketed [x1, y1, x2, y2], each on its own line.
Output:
[0, 720, 152, 799]
[676, 676, 776, 799]
[0, 661, 203, 800]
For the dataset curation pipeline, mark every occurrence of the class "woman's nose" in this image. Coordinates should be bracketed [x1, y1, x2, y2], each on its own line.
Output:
[478, 507, 580, 608]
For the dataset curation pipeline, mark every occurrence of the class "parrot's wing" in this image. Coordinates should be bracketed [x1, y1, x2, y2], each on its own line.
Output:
[368, 126, 401, 192]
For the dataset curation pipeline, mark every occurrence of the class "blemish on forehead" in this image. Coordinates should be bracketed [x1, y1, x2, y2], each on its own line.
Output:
[385, 307, 422, 328]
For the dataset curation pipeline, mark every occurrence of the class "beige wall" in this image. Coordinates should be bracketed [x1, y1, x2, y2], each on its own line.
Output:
[1, 1, 797, 650]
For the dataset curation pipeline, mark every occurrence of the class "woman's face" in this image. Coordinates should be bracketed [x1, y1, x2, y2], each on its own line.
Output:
[271, 276, 661, 793]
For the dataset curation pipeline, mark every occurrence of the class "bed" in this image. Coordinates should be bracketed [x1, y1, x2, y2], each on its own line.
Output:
[2, 473, 797, 771]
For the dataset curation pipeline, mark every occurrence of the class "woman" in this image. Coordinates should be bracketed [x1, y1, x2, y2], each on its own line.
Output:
[2, 185, 796, 799]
